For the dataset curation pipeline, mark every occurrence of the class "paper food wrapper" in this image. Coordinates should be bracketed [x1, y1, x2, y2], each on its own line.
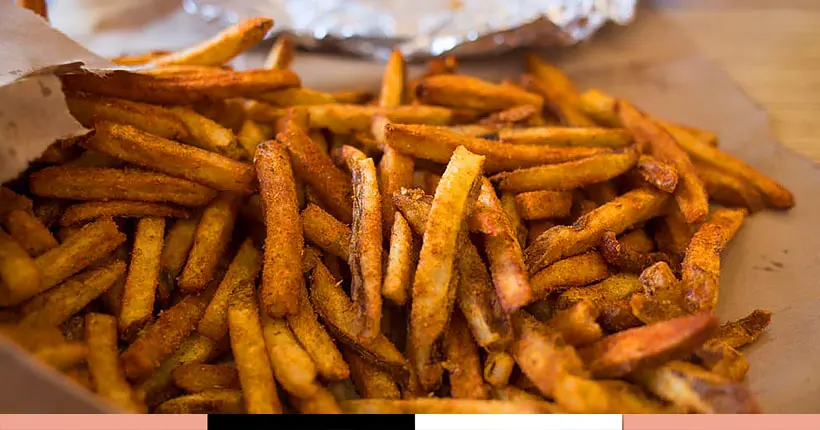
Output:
[1, 3, 819, 413]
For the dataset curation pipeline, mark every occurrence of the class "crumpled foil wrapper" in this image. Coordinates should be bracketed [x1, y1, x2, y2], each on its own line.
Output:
[182, 0, 637, 61]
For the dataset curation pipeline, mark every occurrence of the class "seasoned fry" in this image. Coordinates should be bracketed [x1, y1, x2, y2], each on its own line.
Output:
[166, 106, 246, 160]
[523, 54, 593, 124]
[637, 155, 678, 193]
[382, 212, 414, 306]
[379, 146, 415, 235]
[499, 192, 528, 246]
[654, 204, 693, 258]
[380, 50, 406, 107]
[61, 69, 300, 105]
[264, 35, 295, 70]
[443, 310, 489, 399]
[260, 312, 319, 399]
[483, 351, 515, 387]
[692, 341, 750, 382]
[301, 204, 351, 260]
[198, 239, 261, 341]
[152, 17, 273, 66]
[342, 346, 402, 400]
[305, 104, 455, 133]
[579, 312, 718, 378]
[290, 385, 345, 414]
[119, 217, 165, 338]
[30, 166, 218, 207]
[526, 187, 668, 273]
[491, 386, 555, 406]
[416, 74, 543, 112]
[20, 261, 125, 327]
[514, 190, 573, 220]
[331, 144, 366, 172]
[554, 375, 674, 414]
[172, 364, 239, 393]
[557, 273, 644, 332]
[695, 162, 764, 212]
[682, 208, 747, 312]
[491, 147, 639, 192]
[715, 309, 772, 349]
[85, 313, 145, 412]
[122, 292, 210, 381]
[0, 187, 33, 217]
[1, 209, 57, 257]
[155, 389, 245, 414]
[341, 398, 550, 414]
[386, 123, 607, 173]
[178, 193, 240, 292]
[32, 342, 88, 370]
[497, 127, 632, 148]
[60, 201, 189, 227]
[546, 301, 604, 347]
[600, 231, 673, 274]
[410, 147, 485, 390]
[630, 263, 687, 325]
[619, 229, 655, 253]
[228, 284, 282, 414]
[255, 141, 304, 317]
[65, 93, 189, 141]
[530, 252, 609, 301]
[279, 129, 353, 223]
[158, 217, 199, 306]
[618, 101, 708, 223]
[237, 120, 273, 160]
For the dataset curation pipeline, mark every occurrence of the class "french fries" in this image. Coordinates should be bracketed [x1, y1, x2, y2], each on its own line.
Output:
[496, 127, 632, 148]
[119, 217, 165, 339]
[60, 201, 189, 226]
[530, 252, 609, 303]
[342, 346, 402, 400]
[172, 364, 239, 393]
[2, 209, 57, 257]
[0, 230, 42, 306]
[264, 35, 295, 70]
[151, 17, 273, 67]
[416, 74, 543, 112]
[382, 212, 414, 306]
[155, 390, 245, 414]
[443, 310, 489, 399]
[483, 351, 515, 387]
[695, 162, 764, 212]
[260, 312, 319, 399]
[158, 217, 199, 306]
[84, 313, 145, 412]
[65, 93, 190, 141]
[514, 190, 573, 220]
[636, 155, 678, 193]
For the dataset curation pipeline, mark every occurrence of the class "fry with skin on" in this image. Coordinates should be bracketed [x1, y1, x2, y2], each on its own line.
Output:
[514, 190, 573, 220]
[695, 162, 765, 212]
[152, 17, 273, 67]
[167, 106, 246, 160]
[715, 309, 772, 349]
[172, 364, 239, 393]
[530, 252, 609, 302]
[349, 157, 383, 341]
[65, 93, 190, 141]
[119, 217, 165, 339]
[178, 193, 241, 292]
[490, 147, 639, 193]
[331, 144, 366, 172]
[496, 127, 632, 148]
[342, 345, 402, 400]
[30, 167, 217, 207]
[619, 228, 655, 253]
[557, 273, 644, 332]
[500, 192, 528, 246]
[301, 204, 351, 260]
[478, 105, 539, 127]
[264, 35, 295, 70]
[637, 155, 679, 193]
[682, 208, 747, 312]
[228, 284, 282, 414]
[416, 74, 543, 112]
[484, 351, 515, 387]
[255, 141, 304, 317]
[630, 262, 687, 325]
[341, 398, 551, 414]
[526, 187, 668, 273]
[382, 212, 415, 306]
[60, 201, 189, 227]
[0, 187, 33, 217]
[260, 312, 319, 399]
[155, 389, 245, 414]
[378, 122, 415, 235]
[410, 146, 485, 391]
[443, 310, 489, 399]
[2, 209, 57, 257]
[600, 231, 674, 274]
[84, 313, 145, 412]
[546, 300, 603, 347]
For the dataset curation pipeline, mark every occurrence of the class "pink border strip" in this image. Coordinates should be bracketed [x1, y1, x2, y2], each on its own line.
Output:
[0, 415, 207, 430]
[624, 414, 820, 430]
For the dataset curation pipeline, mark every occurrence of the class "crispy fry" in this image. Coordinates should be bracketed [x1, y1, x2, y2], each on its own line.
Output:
[141, 65, 229, 77]
[386, 123, 607, 173]
[255, 141, 304, 317]
[178, 193, 240, 292]
[600, 231, 673, 274]
[478, 105, 538, 127]
[526, 187, 667, 273]
[61, 69, 300, 105]
[630, 263, 687, 325]
[634, 361, 760, 413]
[197, 239, 261, 341]
[380, 50, 406, 107]
[546, 301, 604, 347]
[514, 190, 573, 220]
[443, 310, 489, 399]
[557, 273, 644, 332]
[491, 147, 638, 193]
[260, 312, 319, 399]
[65, 93, 189, 141]
[554, 375, 674, 413]
[637, 155, 679, 193]
[499, 192, 528, 246]
[342, 345, 402, 400]
[19, 261, 124, 327]
[237, 120, 273, 160]
[379, 145, 415, 236]
[416, 74, 542, 112]
[618, 100, 708, 223]
[695, 162, 764, 212]
[410, 147, 485, 390]
[484, 351, 515, 387]
[579, 312, 718, 378]
[382, 212, 415, 306]
[521, 76, 596, 128]
[158, 217, 199, 306]
[171, 364, 239, 393]
[264, 35, 295, 70]
[153, 17, 272, 66]
[301, 204, 351, 260]
[341, 398, 550, 414]
[290, 385, 345, 414]
[155, 389, 245, 414]
[85, 313, 145, 412]
[497, 127, 632, 148]
[331, 144, 366, 172]
[119, 217, 165, 338]
[682, 208, 747, 312]
[60, 201, 189, 227]
[305, 104, 455, 133]
[1, 209, 57, 257]
[530, 252, 609, 302]
[715, 309, 772, 349]
[279, 129, 353, 223]
[523, 54, 591, 120]
[165, 106, 246, 160]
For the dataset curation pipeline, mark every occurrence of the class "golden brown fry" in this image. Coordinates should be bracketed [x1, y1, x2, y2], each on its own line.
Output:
[301, 204, 351, 260]
[484, 351, 515, 387]
[386, 123, 607, 173]
[60, 315, 85, 341]
[478, 105, 538, 127]
[166, 106, 246, 160]
[85, 313, 145, 412]
[342, 346, 402, 400]
[682, 208, 747, 312]
[260, 312, 319, 399]
[19, 261, 124, 327]
[618, 100, 709, 223]
[546, 300, 604, 347]
[331, 144, 367, 172]
[1, 209, 57, 257]
[140, 65, 229, 77]
[526, 187, 667, 273]
[306, 104, 455, 133]
[443, 310, 489, 399]
[0, 324, 63, 352]
[510, 312, 587, 398]
[497, 127, 632, 148]
[695, 161, 765, 212]
[380, 50, 406, 107]
[178, 193, 240, 292]
[379, 145, 415, 236]
[600, 231, 673, 274]
[152, 17, 272, 66]
[61, 69, 300, 105]
[692, 341, 749, 382]
[579, 312, 718, 378]
[523, 54, 589, 116]
[416, 74, 542, 112]
[119, 216, 165, 338]
[619, 229, 655, 253]
[630, 262, 687, 325]
[0, 187, 33, 217]
[514, 190, 573, 220]
[290, 385, 345, 414]
[499, 192, 528, 246]
[155, 389, 245, 414]
[264, 35, 295, 70]
[32, 342, 88, 370]
[410, 147, 485, 391]
[171, 364, 239, 393]
[654, 204, 693, 258]
[557, 273, 644, 332]
[382, 212, 415, 306]
[65, 93, 189, 141]
[228, 284, 282, 414]
[490, 386, 559, 407]
[342, 398, 550, 414]
[634, 360, 760, 413]
[158, 217, 200, 306]
[715, 309, 772, 349]
[255, 141, 304, 317]
[60, 201, 189, 227]
[521, 77, 596, 128]
[530, 252, 609, 302]
[111, 50, 171, 65]
[237, 120, 273, 160]
[491, 147, 638, 193]
[279, 129, 353, 223]
[554, 375, 674, 413]
[637, 155, 679, 193]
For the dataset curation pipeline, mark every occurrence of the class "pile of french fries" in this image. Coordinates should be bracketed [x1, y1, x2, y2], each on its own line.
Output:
[0, 10, 793, 414]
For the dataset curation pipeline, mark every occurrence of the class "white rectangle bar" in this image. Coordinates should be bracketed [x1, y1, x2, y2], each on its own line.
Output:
[415, 414, 623, 430]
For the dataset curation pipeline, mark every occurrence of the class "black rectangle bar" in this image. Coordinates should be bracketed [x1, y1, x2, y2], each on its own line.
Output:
[208, 413, 415, 430]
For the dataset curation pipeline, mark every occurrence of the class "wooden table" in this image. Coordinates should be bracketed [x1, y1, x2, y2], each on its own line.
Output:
[657, 0, 820, 161]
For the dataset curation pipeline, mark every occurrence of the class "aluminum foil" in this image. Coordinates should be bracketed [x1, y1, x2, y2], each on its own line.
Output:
[182, 0, 637, 61]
